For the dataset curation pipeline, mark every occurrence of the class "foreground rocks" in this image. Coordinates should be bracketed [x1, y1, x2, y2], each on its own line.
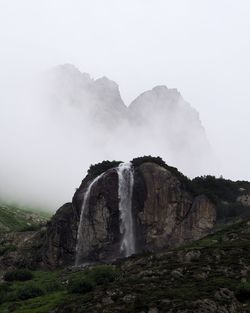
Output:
[50, 220, 250, 313]
[1, 217, 250, 312]
[0, 230, 44, 270]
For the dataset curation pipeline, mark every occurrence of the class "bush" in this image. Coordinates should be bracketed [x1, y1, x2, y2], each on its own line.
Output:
[236, 282, 250, 302]
[4, 269, 33, 282]
[67, 277, 94, 294]
[132, 155, 193, 192]
[67, 265, 120, 294]
[88, 160, 122, 177]
[191, 175, 240, 204]
[217, 202, 250, 221]
[0, 244, 16, 256]
[20, 224, 41, 232]
[88, 265, 120, 285]
[0, 283, 11, 304]
[15, 283, 44, 300]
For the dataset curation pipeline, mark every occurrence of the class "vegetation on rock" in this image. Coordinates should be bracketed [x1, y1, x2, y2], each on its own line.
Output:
[87, 160, 122, 178]
[0, 203, 50, 233]
[86, 157, 250, 222]
[1, 220, 250, 312]
[67, 265, 120, 294]
[132, 155, 192, 190]
[191, 175, 250, 203]
[4, 269, 33, 282]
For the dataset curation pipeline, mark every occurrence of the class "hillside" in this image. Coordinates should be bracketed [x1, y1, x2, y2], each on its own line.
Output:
[0, 204, 51, 270]
[0, 203, 50, 233]
[1, 220, 250, 312]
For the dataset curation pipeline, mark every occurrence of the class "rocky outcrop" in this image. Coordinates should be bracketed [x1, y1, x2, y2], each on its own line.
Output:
[74, 169, 120, 264]
[133, 163, 216, 251]
[42, 203, 78, 267]
[47, 219, 250, 313]
[0, 230, 45, 270]
[42, 161, 216, 267]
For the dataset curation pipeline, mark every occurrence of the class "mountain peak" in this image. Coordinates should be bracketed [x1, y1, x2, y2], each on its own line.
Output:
[95, 76, 118, 89]
[52, 64, 92, 82]
[152, 85, 180, 96]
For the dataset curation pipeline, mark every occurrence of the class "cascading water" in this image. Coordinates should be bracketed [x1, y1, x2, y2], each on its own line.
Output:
[75, 173, 104, 266]
[117, 162, 135, 257]
[75, 163, 135, 266]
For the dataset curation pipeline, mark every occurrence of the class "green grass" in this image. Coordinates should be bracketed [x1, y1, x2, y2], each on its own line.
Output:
[0, 266, 121, 313]
[1, 220, 250, 312]
[0, 270, 64, 313]
[0, 204, 50, 233]
[2, 292, 65, 313]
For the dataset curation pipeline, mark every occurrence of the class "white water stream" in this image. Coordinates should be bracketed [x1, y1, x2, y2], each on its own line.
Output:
[75, 173, 104, 265]
[117, 162, 135, 257]
[75, 162, 136, 265]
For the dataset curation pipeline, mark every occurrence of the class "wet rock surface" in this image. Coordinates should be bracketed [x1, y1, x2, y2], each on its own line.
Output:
[42, 162, 216, 267]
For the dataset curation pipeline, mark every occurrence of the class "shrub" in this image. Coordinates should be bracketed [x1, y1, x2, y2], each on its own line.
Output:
[0, 283, 11, 304]
[20, 224, 40, 232]
[0, 244, 16, 256]
[15, 283, 44, 300]
[132, 155, 193, 192]
[88, 265, 120, 285]
[132, 155, 167, 168]
[88, 160, 122, 177]
[67, 265, 120, 294]
[67, 277, 94, 294]
[4, 269, 33, 282]
[191, 175, 240, 204]
[217, 202, 249, 221]
[236, 282, 250, 302]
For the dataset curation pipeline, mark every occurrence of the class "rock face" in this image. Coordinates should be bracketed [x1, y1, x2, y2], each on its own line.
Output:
[74, 169, 120, 264]
[42, 203, 78, 267]
[42, 161, 216, 267]
[133, 163, 216, 252]
[0, 230, 44, 270]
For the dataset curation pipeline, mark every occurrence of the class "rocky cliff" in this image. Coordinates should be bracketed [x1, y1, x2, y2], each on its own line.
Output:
[42, 159, 216, 267]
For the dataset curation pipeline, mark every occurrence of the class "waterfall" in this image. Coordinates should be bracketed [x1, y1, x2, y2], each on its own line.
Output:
[117, 162, 135, 257]
[75, 162, 135, 266]
[75, 173, 104, 266]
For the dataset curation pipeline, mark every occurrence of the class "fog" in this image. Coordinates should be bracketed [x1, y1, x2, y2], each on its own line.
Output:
[0, 0, 249, 211]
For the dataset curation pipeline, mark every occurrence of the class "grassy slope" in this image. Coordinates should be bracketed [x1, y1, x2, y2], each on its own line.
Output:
[1, 221, 250, 312]
[0, 204, 51, 233]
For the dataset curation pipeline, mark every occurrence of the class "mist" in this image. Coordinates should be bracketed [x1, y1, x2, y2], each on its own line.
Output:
[0, 0, 250, 211]
[0, 65, 216, 210]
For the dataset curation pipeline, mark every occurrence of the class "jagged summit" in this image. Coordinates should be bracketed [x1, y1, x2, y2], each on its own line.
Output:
[94, 76, 119, 89]
[52, 63, 92, 85]
[44, 64, 216, 177]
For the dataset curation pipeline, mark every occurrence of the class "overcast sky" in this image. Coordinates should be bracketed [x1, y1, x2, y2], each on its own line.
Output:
[0, 0, 250, 208]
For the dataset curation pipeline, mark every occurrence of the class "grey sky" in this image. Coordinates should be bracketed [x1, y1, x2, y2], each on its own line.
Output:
[0, 0, 250, 209]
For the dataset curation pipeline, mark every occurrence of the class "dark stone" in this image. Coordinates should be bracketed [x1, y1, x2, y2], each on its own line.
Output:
[42, 203, 78, 267]
[42, 162, 216, 267]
